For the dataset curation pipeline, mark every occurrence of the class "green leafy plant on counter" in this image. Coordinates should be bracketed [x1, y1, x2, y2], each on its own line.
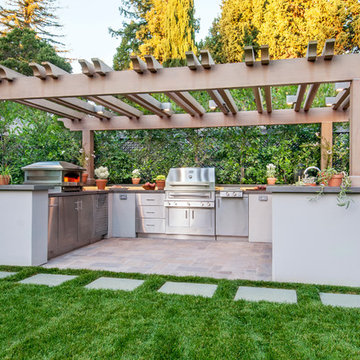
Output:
[155, 175, 166, 181]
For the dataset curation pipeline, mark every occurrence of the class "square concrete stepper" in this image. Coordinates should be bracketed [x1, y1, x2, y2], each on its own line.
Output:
[19, 274, 77, 287]
[158, 281, 218, 298]
[320, 292, 360, 308]
[0, 271, 16, 279]
[85, 277, 144, 291]
[234, 286, 297, 304]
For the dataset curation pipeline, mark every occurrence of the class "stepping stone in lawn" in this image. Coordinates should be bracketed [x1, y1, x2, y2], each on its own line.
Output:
[0, 271, 16, 279]
[320, 292, 360, 309]
[234, 286, 297, 304]
[85, 277, 144, 291]
[158, 281, 217, 298]
[19, 274, 77, 287]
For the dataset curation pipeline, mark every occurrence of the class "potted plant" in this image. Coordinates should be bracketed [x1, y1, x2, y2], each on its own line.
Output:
[94, 166, 109, 190]
[132, 169, 141, 184]
[77, 148, 95, 184]
[155, 175, 166, 190]
[318, 167, 344, 187]
[266, 163, 277, 185]
[0, 164, 11, 185]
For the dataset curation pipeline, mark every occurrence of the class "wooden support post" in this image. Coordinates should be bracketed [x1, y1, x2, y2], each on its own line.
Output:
[82, 130, 95, 185]
[321, 122, 333, 170]
[350, 79, 360, 186]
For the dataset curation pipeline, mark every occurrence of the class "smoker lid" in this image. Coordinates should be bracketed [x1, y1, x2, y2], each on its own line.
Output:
[21, 161, 84, 171]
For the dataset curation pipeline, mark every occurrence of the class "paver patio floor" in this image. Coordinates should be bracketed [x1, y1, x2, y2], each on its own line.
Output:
[44, 237, 272, 281]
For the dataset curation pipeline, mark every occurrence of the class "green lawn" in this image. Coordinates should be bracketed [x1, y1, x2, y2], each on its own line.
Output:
[0, 266, 360, 359]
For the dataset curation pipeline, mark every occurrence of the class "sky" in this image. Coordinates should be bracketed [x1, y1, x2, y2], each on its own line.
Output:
[55, 0, 222, 73]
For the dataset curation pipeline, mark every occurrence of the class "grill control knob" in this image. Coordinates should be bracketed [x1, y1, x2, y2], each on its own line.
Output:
[226, 192, 230, 197]
[175, 202, 177, 206]
[207, 202, 211, 207]
[202, 203, 205, 207]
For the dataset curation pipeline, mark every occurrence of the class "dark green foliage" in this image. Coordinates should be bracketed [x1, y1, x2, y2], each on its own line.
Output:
[1, 265, 360, 359]
[0, 102, 80, 183]
[0, 27, 71, 75]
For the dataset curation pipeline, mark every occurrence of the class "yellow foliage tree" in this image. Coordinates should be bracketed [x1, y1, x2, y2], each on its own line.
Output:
[219, 0, 360, 61]
[137, 0, 197, 63]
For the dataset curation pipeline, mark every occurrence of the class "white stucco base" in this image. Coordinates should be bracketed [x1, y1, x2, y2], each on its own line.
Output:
[272, 192, 360, 287]
[0, 189, 48, 266]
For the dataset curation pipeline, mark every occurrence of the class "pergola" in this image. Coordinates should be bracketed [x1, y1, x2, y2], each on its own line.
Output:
[0, 39, 359, 185]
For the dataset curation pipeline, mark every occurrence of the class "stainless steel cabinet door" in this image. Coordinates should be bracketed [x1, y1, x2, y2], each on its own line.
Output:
[48, 197, 59, 259]
[165, 207, 189, 234]
[77, 195, 93, 246]
[216, 196, 249, 237]
[58, 196, 79, 254]
[189, 208, 215, 235]
[93, 194, 108, 241]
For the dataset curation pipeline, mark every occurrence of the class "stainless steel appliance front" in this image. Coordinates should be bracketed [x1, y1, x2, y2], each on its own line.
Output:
[165, 167, 216, 236]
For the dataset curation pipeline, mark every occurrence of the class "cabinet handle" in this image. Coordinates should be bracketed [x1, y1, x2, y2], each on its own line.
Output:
[185, 210, 188, 219]
[192, 210, 194, 219]
[217, 198, 221, 208]
[146, 211, 155, 214]
[146, 199, 155, 202]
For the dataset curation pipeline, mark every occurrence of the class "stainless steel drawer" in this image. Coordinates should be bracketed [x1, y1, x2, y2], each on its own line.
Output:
[136, 218, 165, 233]
[136, 193, 165, 206]
[136, 205, 165, 219]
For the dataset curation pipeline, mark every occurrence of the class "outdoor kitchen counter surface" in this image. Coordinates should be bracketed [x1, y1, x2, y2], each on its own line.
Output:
[268, 185, 360, 193]
[0, 185, 53, 191]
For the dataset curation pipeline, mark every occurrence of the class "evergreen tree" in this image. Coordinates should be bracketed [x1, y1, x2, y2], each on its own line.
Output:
[0, 28, 71, 76]
[0, 0, 62, 45]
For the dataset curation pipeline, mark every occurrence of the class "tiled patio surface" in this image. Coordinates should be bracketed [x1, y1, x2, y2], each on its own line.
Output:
[44, 237, 272, 281]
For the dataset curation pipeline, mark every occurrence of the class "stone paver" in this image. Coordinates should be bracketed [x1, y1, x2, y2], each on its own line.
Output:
[234, 286, 297, 304]
[320, 292, 360, 308]
[158, 281, 217, 298]
[44, 237, 272, 281]
[0, 271, 16, 279]
[85, 277, 144, 291]
[19, 273, 77, 287]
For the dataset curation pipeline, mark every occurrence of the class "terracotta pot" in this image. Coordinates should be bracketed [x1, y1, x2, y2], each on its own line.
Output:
[267, 177, 276, 185]
[156, 179, 165, 190]
[328, 174, 344, 187]
[132, 178, 141, 184]
[0, 175, 10, 185]
[82, 173, 88, 184]
[304, 183, 316, 186]
[96, 179, 108, 190]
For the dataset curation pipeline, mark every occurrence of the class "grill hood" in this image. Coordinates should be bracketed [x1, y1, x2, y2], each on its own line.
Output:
[22, 161, 84, 171]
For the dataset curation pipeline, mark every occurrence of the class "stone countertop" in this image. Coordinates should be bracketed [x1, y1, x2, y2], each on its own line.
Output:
[267, 185, 360, 194]
[49, 190, 109, 197]
[0, 185, 53, 191]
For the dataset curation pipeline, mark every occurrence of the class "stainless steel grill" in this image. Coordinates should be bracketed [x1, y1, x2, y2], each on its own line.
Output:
[22, 161, 84, 192]
[164, 167, 216, 236]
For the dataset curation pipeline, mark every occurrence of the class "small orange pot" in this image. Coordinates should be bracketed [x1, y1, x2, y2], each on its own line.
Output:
[267, 177, 276, 185]
[82, 173, 88, 184]
[96, 179, 108, 190]
[0, 175, 10, 185]
[132, 178, 140, 184]
[156, 180, 165, 190]
[328, 174, 343, 187]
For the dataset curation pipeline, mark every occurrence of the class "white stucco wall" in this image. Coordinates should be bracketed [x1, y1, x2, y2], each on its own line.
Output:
[0, 190, 48, 266]
[272, 192, 360, 287]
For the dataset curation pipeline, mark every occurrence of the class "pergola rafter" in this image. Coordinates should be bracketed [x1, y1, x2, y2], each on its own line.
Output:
[0, 39, 359, 186]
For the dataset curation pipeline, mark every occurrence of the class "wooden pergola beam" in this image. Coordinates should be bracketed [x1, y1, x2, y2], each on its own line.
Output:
[200, 50, 215, 69]
[303, 84, 320, 111]
[87, 95, 142, 118]
[16, 99, 86, 120]
[322, 39, 335, 60]
[294, 84, 307, 112]
[91, 58, 113, 76]
[50, 97, 113, 119]
[244, 46, 255, 66]
[252, 87, 263, 113]
[208, 90, 229, 114]
[60, 108, 348, 132]
[264, 86, 272, 113]
[126, 94, 170, 117]
[78, 59, 96, 77]
[217, 89, 238, 114]
[260, 45, 270, 65]
[130, 55, 147, 74]
[29, 63, 47, 80]
[350, 79, 360, 186]
[185, 51, 201, 70]
[333, 88, 350, 110]
[173, 91, 205, 116]
[307, 41, 318, 62]
[321, 122, 333, 170]
[1, 54, 360, 100]
[41, 62, 69, 79]
[342, 95, 350, 111]
[0, 65, 24, 81]
[144, 55, 162, 73]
